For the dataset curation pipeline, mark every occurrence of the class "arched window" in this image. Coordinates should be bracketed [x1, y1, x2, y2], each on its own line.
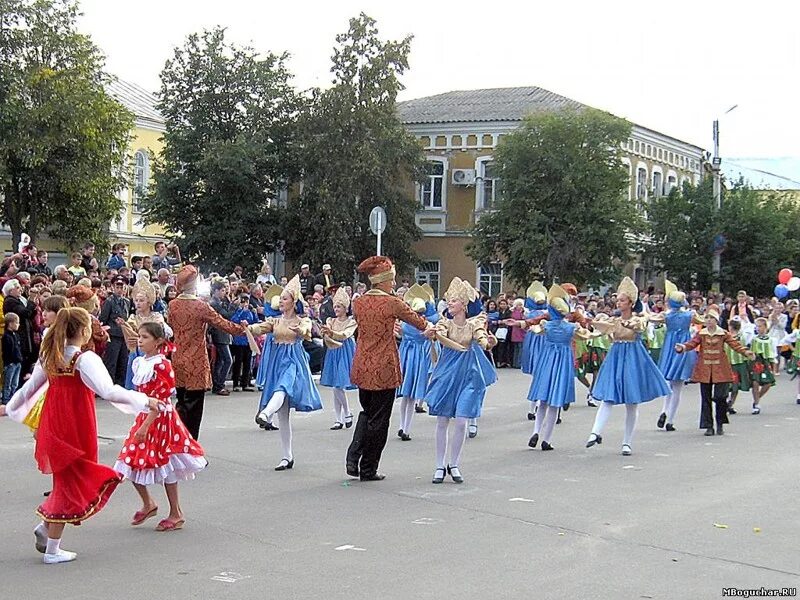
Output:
[133, 150, 149, 212]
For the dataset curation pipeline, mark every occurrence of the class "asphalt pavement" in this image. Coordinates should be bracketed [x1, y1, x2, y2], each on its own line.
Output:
[1, 369, 799, 599]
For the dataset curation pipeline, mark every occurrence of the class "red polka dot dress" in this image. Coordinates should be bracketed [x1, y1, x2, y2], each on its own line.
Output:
[114, 355, 207, 485]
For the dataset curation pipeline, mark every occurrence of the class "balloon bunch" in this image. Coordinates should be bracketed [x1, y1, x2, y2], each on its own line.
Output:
[774, 268, 800, 299]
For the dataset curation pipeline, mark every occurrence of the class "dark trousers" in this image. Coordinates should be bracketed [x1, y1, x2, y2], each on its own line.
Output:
[103, 336, 129, 386]
[212, 343, 232, 392]
[700, 382, 730, 429]
[175, 387, 205, 440]
[346, 388, 395, 477]
[231, 345, 252, 388]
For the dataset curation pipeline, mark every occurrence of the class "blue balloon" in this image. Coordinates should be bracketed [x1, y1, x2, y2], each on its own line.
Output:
[775, 283, 789, 299]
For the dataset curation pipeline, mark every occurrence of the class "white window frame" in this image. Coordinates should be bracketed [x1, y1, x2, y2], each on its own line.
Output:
[133, 149, 149, 213]
[666, 170, 678, 194]
[415, 260, 441, 299]
[417, 156, 447, 211]
[635, 162, 648, 211]
[651, 165, 663, 198]
[475, 155, 500, 212]
[477, 262, 503, 298]
[621, 157, 632, 201]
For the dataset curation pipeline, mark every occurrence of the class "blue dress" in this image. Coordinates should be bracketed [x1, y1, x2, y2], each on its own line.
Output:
[526, 320, 577, 407]
[657, 310, 697, 381]
[259, 333, 322, 413]
[592, 333, 670, 405]
[426, 333, 497, 419]
[398, 318, 438, 400]
[124, 347, 144, 390]
[320, 337, 357, 390]
[520, 309, 547, 374]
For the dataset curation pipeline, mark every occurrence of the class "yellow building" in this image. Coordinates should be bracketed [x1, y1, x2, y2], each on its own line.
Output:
[398, 87, 706, 296]
[106, 78, 168, 261]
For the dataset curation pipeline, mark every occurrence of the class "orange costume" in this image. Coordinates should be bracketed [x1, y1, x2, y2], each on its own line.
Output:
[167, 266, 245, 439]
[346, 257, 427, 480]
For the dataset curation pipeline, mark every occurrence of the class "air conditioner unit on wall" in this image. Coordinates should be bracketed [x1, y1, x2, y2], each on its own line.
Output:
[451, 168, 476, 186]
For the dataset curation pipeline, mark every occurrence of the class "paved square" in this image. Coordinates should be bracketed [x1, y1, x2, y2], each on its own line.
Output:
[2, 370, 798, 598]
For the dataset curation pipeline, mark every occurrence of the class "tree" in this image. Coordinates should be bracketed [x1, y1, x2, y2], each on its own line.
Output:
[718, 182, 800, 296]
[467, 108, 639, 287]
[282, 13, 424, 281]
[644, 179, 716, 292]
[143, 27, 302, 274]
[0, 0, 133, 250]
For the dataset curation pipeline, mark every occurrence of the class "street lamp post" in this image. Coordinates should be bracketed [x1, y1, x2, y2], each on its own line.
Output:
[710, 105, 737, 293]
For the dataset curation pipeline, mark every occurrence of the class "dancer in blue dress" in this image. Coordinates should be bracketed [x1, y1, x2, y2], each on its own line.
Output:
[652, 280, 698, 432]
[320, 287, 357, 431]
[250, 276, 322, 471]
[586, 277, 670, 456]
[396, 285, 439, 441]
[424, 278, 497, 484]
[518, 281, 548, 420]
[254, 284, 282, 430]
[526, 284, 589, 451]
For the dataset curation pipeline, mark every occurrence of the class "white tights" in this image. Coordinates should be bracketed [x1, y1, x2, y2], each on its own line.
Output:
[265, 391, 293, 461]
[591, 401, 639, 446]
[661, 381, 683, 424]
[536, 403, 560, 443]
[399, 397, 417, 433]
[332, 389, 351, 424]
[435, 417, 468, 469]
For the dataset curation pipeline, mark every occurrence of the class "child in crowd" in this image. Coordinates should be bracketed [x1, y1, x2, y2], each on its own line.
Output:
[750, 317, 776, 414]
[725, 319, 751, 414]
[2, 313, 23, 404]
[67, 252, 87, 279]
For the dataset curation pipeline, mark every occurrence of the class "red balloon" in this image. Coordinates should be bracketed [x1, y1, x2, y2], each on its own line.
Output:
[779, 268, 793, 285]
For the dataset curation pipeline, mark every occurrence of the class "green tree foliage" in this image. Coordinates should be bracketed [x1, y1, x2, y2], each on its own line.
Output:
[282, 13, 424, 280]
[0, 0, 132, 250]
[466, 108, 639, 288]
[143, 27, 301, 274]
[644, 179, 715, 291]
[646, 178, 800, 296]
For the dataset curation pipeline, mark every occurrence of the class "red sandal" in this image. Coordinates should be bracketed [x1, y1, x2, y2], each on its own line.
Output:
[155, 518, 185, 532]
[131, 507, 158, 526]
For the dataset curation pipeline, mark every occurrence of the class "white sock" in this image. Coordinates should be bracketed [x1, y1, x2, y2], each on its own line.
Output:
[533, 407, 544, 435]
[529, 400, 537, 413]
[264, 390, 286, 419]
[661, 393, 670, 416]
[666, 381, 682, 424]
[399, 397, 413, 432]
[449, 418, 468, 466]
[435, 417, 449, 469]
[276, 402, 292, 461]
[332, 389, 345, 423]
[339, 390, 351, 420]
[591, 401, 614, 436]
[540, 404, 560, 443]
[45, 538, 61, 555]
[623, 404, 638, 446]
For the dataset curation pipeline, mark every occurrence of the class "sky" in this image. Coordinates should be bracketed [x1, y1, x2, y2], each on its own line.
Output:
[78, 0, 800, 162]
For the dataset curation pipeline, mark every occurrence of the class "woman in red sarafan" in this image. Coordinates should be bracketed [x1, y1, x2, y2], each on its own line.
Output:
[1, 308, 159, 565]
[114, 321, 206, 532]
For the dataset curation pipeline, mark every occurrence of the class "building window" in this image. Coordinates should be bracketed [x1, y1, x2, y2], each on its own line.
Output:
[658, 148, 663, 160]
[666, 174, 677, 194]
[636, 166, 648, 206]
[634, 141, 640, 153]
[478, 263, 503, 298]
[419, 160, 445, 209]
[652, 171, 663, 198]
[415, 260, 441, 299]
[133, 150, 148, 212]
[480, 161, 502, 210]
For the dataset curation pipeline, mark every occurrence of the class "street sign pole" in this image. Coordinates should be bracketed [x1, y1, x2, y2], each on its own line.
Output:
[369, 206, 387, 256]
[377, 212, 382, 255]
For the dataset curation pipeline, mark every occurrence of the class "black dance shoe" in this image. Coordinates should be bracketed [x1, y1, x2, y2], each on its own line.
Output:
[665, 423, 676, 432]
[541, 441, 554, 451]
[527, 412, 536, 421]
[657, 413, 667, 429]
[586, 433, 603, 448]
[275, 458, 294, 471]
[447, 465, 464, 484]
[528, 433, 539, 448]
[400, 433, 411, 441]
[330, 422, 344, 430]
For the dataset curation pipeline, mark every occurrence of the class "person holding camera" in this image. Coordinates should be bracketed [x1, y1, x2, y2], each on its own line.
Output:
[152, 241, 181, 272]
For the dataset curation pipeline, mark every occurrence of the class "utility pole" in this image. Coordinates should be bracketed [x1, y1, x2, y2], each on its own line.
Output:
[710, 105, 737, 293]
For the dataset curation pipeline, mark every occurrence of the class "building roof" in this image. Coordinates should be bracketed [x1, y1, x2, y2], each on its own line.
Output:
[723, 157, 800, 190]
[397, 86, 584, 124]
[106, 78, 163, 126]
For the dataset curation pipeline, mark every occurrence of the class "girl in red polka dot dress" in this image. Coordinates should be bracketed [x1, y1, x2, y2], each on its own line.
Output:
[114, 322, 207, 532]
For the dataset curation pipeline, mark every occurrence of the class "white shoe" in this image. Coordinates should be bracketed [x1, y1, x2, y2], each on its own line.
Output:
[621, 444, 632, 456]
[33, 523, 47, 554]
[467, 424, 478, 438]
[43, 549, 77, 564]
